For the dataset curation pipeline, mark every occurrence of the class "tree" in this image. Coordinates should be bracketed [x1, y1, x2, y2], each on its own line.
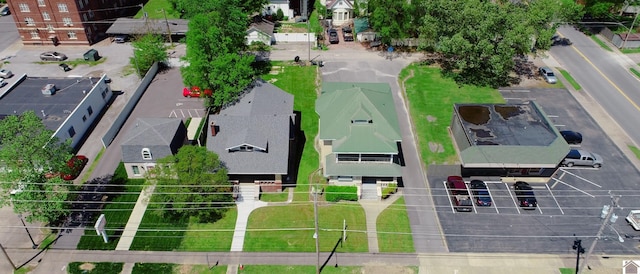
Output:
[417, 0, 582, 87]
[149, 146, 232, 222]
[170, 0, 268, 18]
[131, 34, 168, 77]
[0, 111, 73, 223]
[182, 8, 256, 108]
[276, 8, 284, 21]
[368, 0, 415, 44]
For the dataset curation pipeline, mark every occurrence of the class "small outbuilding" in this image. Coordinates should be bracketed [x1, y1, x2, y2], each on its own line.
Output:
[83, 49, 100, 61]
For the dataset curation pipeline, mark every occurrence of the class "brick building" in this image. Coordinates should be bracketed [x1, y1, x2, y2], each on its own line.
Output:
[7, 0, 143, 46]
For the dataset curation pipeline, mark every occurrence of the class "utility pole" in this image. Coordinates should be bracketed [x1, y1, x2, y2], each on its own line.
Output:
[162, 9, 173, 46]
[572, 237, 585, 274]
[579, 194, 620, 274]
[310, 168, 321, 274]
[18, 215, 37, 249]
[622, 11, 639, 49]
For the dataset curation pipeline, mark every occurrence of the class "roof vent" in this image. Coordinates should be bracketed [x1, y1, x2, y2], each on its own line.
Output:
[42, 84, 56, 96]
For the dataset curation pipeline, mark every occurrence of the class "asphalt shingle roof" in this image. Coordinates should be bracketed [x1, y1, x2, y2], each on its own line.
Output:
[121, 118, 184, 163]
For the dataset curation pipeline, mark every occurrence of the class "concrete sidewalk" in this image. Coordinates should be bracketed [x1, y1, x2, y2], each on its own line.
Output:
[359, 190, 403, 253]
[115, 184, 156, 251]
[230, 185, 267, 251]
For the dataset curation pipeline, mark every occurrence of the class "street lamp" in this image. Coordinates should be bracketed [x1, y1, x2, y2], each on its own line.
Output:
[18, 214, 37, 249]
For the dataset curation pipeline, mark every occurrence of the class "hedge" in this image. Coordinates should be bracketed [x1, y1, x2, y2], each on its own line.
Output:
[381, 183, 398, 199]
[325, 185, 358, 202]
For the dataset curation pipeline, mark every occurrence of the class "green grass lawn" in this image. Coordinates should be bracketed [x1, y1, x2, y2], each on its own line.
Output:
[590, 35, 613, 52]
[77, 164, 145, 250]
[629, 145, 640, 160]
[622, 48, 640, 54]
[178, 208, 237, 251]
[401, 65, 504, 165]
[559, 268, 574, 274]
[130, 263, 227, 274]
[243, 203, 367, 252]
[631, 67, 640, 79]
[376, 197, 414, 253]
[238, 265, 362, 274]
[260, 191, 289, 202]
[133, 0, 180, 19]
[67, 262, 123, 274]
[261, 63, 319, 201]
[558, 69, 582, 91]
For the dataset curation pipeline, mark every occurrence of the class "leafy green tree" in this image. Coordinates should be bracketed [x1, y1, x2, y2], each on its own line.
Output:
[182, 9, 256, 108]
[368, 0, 414, 44]
[149, 146, 232, 222]
[0, 111, 73, 223]
[276, 8, 284, 21]
[417, 0, 582, 87]
[170, 0, 268, 18]
[130, 34, 168, 78]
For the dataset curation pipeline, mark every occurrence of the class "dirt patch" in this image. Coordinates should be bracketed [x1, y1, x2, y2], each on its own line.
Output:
[79, 262, 96, 271]
[362, 265, 416, 274]
[426, 115, 437, 122]
[429, 142, 444, 153]
[177, 264, 192, 274]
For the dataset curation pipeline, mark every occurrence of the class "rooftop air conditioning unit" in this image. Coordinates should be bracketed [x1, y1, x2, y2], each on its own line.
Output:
[42, 84, 56, 96]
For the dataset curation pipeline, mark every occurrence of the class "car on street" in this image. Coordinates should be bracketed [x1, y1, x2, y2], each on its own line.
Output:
[59, 63, 72, 72]
[560, 130, 582, 145]
[40, 51, 67, 61]
[182, 86, 212, 98]
[61, 155, 88, 181]
[539, 66, 557, 84]
[0, 69, 13, 78]
[1, 6, 10, 16]
[514, 181, 537, 210]
[470, 180, 492, 206]
[328, 29, 339, 44]
[447, 176, 473, 212]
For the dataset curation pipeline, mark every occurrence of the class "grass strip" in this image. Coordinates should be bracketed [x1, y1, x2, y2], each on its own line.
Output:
[631, 68, 640, 79]
[67, 262, 123, 274]
[237, 265, 362, 274]
[558, 69, 582, 91]
[590, 35, 613, 52]
[621, 48, 640, 54]
[260, 191, 289, 202]
[377, 197, 414, 253]
[629, 145, 640, 160]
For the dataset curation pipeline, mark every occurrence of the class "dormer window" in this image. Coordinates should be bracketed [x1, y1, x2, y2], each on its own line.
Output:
[351, 119, 372, 124]
[141, 148, 152, 160]
[228, 144, 267, 153]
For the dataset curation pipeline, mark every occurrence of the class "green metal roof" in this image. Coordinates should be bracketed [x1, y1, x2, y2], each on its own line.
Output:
[316, 82, 401, 153]
[324, 154, 403, 177]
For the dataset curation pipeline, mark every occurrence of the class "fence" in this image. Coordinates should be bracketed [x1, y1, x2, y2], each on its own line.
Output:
[274, 32, 315, 43]
[100, 62, 159, 148]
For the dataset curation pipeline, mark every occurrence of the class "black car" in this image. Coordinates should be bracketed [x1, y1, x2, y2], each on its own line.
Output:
[59, 63, 72, 72]
[328, 29, 339, 44]
[470, 180, 492, 206]
[560, 130, 582, 145]
[514, 181, 537, 210]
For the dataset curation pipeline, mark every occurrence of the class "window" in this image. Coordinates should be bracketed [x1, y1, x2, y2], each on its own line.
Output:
[25, 17, 35, 26]
[29, 31, 39, 39]
[360, 154, 392, 162]
[351, 119, 372, 124]
[37, 0, 45, 6]
[19, 3, 30, 12]
[42, 12, 50, 20]
[58, 3, 68, 12]
[47, 24, 54, 33]
[67, 31, 76, 39]
[82, 14, 87, 21]
[337, 176, 353, 182]
[87, 106, 93, 115]
[337, 154, 360, 162]
[62, 17, 72, 26]
[141, 148, 152, 160]
[68, 127, 76, 138]
[132, 166, 140, 175]
[82, 115, 87, 122]
[78, 0, 83, 9]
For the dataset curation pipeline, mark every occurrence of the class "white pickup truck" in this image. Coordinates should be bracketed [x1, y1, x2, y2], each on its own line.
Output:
[562, 149, 603, 168]
[627, 210, 640, 230]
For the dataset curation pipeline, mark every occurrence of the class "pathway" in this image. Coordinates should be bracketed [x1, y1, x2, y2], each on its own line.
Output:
[115, 184, 155, 251]
[230, 185, 267, 251]
[358, 190, 403, 253]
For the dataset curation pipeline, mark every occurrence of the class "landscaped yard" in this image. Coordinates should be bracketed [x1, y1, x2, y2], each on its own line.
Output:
[77, 164, 145, 250]
[132, 263, 226, 274]
[67, 262, 123, 274]
[401, 65, 504, 165]
[133, 0, 180, 19]
[376, 197, 414, 253]
[243, 203, 367, 252]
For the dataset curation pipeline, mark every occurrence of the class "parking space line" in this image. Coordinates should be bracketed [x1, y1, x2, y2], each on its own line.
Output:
[485, 186, 500, 214]
[559, 168, 602, 188]
[169, 110, 177, 118]
[505, 182, 521, 214]
[443, 181, 456, 213]
[546, 184, 565, 215]
[550, 177, 595, 198]
[464, 182, 478, 214]
[537, 202, 544, 214]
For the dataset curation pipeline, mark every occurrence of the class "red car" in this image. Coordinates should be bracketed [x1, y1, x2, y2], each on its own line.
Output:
[182, 86, 212, 98]
[61, 155, 88, 181]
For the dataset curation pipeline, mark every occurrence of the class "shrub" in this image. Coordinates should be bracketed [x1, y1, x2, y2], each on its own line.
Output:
[381, 183, 398, 199]
[325, 185, 357, 202]
[276, 8, 284, 21]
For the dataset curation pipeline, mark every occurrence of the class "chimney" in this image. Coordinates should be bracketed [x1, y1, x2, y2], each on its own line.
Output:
[211, 121, 217, 136]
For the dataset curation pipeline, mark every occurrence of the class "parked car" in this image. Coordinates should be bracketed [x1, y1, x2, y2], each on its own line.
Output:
[470, 180, 492, 206]
[113, 35, 128, 43]
[342, 27, 354, 42]
[328, 29, 339, 44]
[560, 130, 582, 145]
[562, 149, 602, 168]
[61, 155, 88, 181]
[514, 181, 537, 210]
[539, 66, 557, 84]
[40, 51, 67, 61]
[0, 69, 13, 78]
[0, 78, 5, 87]
[447, 176, 473, 212]
[182, 86, 212, 98]
[59, 63, 72, 72]
[1, 6, 10, 16]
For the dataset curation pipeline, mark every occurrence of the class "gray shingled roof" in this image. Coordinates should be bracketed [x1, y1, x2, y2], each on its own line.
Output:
[121, 118, 184, 163]
[248, 19, 275, 37]
[105, 18, 189, 35]
[206, 81, 293, 175]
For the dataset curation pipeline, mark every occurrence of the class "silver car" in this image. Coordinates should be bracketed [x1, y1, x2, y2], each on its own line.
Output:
[40, 51, 67, 61]
[0, 69, 12, 78]
[539, 66, 557, 84]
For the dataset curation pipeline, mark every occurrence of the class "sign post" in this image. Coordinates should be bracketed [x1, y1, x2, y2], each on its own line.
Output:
[94, 214, 108, 243]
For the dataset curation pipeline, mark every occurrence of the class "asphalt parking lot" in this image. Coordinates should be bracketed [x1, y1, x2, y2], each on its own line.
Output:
[430, 88, 640, 254]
